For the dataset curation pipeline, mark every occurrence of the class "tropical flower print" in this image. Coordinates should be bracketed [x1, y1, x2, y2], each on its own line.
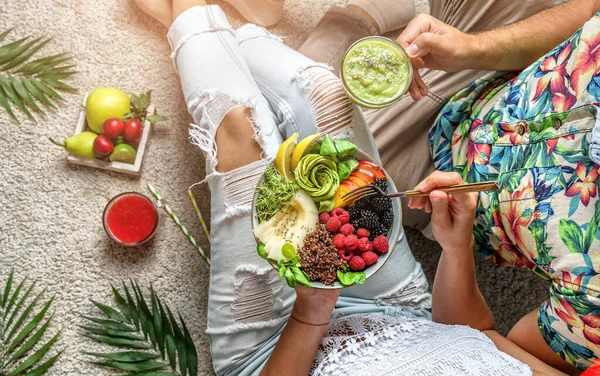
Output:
[467, 120, 492, 168]
[547, 133, 575, 155]
[429, 12, 600, 370]
[540, 293, 600, 368]
[571, 17, 600, 98]
[566, 162, 599, 206]
[496, 183, 539, 260]
[533, 41, 576, 111]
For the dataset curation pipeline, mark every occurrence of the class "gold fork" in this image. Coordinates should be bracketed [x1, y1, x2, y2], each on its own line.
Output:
[342, 180, 500, 204]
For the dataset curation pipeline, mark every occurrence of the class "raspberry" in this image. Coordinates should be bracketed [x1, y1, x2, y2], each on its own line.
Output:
[340, 224, 355, 236]
[319, 212, 330, 224]
[344, 234, 359, 251]
[332, 208, 347, 217]
[358, 237, 373, 252]
[326, 216, 342, 233]
[361, 251, 379, 266]
[337, 212, 350, 225]
[333, 234, 346, 249]
[349, 256, 366, 271]
[356, 228, 370, 239]
[338, 248, 354, 262]
[373, 235, 389, 253]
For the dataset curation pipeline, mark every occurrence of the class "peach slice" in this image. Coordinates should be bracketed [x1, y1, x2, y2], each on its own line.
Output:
[358, 160, 386, 179]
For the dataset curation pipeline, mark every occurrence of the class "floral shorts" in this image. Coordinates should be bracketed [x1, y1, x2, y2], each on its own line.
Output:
[429, 13, 600, 370]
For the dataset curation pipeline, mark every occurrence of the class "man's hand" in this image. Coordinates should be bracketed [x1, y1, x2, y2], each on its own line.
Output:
[396, 14, 479, 101]
[396, 0, 600, 101]
[408, 171, 477, 253]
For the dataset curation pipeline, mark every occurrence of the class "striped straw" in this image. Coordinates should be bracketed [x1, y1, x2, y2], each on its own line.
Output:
[188, 189, 210, 240]
[147, 183, 211, 266]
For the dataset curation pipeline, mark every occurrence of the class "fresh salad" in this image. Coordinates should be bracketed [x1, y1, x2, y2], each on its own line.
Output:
[253, 133, 395, 287]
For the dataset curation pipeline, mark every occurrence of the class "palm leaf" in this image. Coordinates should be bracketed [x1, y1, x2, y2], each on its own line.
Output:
[0, 29, 77, 123]
[81, 281, 198, 376]
[0, 271, 61, 376]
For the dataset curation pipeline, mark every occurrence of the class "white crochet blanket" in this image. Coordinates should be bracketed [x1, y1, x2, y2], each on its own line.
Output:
[312, 314, 532, 376]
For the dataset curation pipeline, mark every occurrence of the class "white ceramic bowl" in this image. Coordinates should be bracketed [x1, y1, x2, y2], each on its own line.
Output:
[251, 149, 402, 289]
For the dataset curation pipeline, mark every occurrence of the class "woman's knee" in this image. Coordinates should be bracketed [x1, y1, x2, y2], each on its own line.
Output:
[214, 107, 262, 172]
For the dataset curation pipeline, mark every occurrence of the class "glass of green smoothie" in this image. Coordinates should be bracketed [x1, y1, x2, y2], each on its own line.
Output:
[341, 36, 413, 109]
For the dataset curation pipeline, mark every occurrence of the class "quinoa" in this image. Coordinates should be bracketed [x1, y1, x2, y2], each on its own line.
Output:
[298, 223, 347, 286]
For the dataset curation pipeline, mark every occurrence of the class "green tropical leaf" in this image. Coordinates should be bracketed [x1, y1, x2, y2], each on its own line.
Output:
[80, 316, 137, 332]
[559, 218, 585, 254]
[145, 114, 168, 126]
[80, 351, 160, 363]
[0, 273, 61, 376]
[0, 29, 77, 123]
[6, 281, 36, 331]
[0, 28, 13, 43]
[8, 331, 61, 375]
[20, 352, 61, 376]
[2, 270, 14, 307]
[584, 201, 600, 252]
[80, 281, 199, 375]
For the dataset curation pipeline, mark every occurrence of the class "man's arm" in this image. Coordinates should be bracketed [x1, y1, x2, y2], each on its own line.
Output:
[474, 0, 600, 71]
[397, 0, 600, 100]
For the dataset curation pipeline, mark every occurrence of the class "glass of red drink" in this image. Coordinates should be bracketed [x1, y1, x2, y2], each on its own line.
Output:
[103, 192, 159, 246]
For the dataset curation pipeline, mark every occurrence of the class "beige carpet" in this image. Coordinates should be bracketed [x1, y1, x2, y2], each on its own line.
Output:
[0, 0, 549, 374]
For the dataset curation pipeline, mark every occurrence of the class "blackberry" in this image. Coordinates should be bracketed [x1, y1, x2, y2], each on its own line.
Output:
[350, 219, 362, 229]
[372, 178, 388, 193]
[358, 210, 380, 230]
[370, 224, 389, 240]
[354, 197, 370, 209]
[380, 210, 394, 227]
[348, 206, 361, 222]
[371, 196, 392, 212]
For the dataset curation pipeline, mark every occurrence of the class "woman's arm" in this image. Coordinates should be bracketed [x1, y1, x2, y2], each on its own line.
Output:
[433, 246, 495, 330]
[260, 286, 339, 376]
[409, 172, 494, 330]
[410, 172, 567, 375]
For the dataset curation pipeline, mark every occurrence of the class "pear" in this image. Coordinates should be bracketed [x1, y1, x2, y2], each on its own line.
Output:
[50, 131, 98, 158]
[86, 87, 131, 134]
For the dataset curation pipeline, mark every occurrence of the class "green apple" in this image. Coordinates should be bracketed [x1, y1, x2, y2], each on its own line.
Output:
[86, 87, 130, 134]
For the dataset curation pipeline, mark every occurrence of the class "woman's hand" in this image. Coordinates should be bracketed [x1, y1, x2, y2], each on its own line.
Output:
[292, 285, 340, 325]
[408, 171, 477, 253]
[395, 14, 480, 101]
[260, 285, 339, 375]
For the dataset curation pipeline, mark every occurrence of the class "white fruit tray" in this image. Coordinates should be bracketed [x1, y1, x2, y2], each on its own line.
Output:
[67, 96, 153, 176]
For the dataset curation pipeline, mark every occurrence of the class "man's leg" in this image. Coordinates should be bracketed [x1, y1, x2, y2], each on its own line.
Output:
[167, 4, 295, 375]
[299, 0, 557, 231]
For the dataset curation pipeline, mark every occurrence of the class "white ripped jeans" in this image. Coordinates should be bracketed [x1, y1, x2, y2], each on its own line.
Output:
[168, 6, 432, 375]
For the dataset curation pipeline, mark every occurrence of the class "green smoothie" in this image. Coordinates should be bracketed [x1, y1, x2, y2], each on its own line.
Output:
[342, 37, 411, 107]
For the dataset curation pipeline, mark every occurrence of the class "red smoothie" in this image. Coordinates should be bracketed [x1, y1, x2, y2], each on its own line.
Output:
[104, 193, 158, 245]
